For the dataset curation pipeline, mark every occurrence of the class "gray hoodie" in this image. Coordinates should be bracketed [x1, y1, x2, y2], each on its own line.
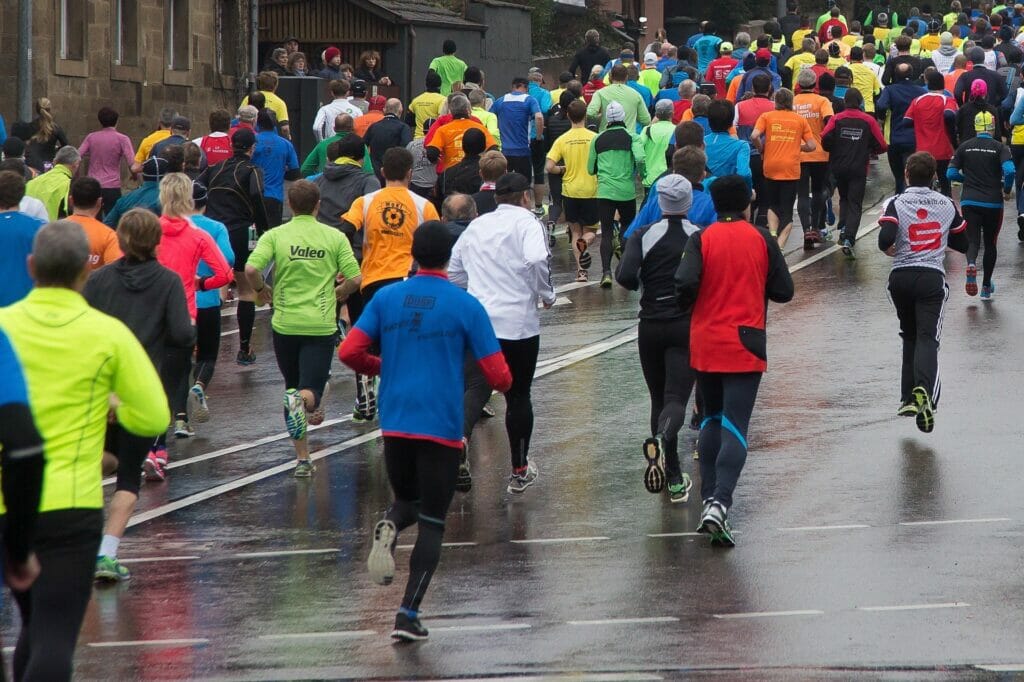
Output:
[931, 45, 960, 74]
[314, 161, 381, 258]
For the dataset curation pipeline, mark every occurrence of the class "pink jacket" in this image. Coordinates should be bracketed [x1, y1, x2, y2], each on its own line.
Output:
[157, 215, 233, 319]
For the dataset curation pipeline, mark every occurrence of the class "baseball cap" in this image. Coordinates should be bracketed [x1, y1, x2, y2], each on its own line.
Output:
[170, 115, 191, 132]
[231, 127, 257, 150]
[755, 47, 772, 62]
[368, 95, 386, 111]
[657, 175, 693, 215]
[971, 78, 989, 98]
[644, 52, 658, 65]
[606, 101, 626, 123]
[142, 156, 170, 182]
[975, 110, 996, 133]
[720, 42, 734, 53]
[351, 79, 368, 96]
[495, 172, 531, 194]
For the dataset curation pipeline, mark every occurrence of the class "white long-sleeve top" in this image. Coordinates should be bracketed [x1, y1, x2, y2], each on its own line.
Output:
[312, 99, 363, 142]
[449, 203, 556, 340]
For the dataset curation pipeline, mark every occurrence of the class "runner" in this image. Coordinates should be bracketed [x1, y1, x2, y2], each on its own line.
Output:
[615, 174, 699, 503]
[472, 150, 507, 216]
[0, 171, 46, 306]
[588, 101, 644, 287]
[246, 181, 362, 476]
[66, 177, 122, 270]
[877, 62, 926, 193]
[491, 77, 544, 181]
[642, 100, 679, 191]
[947, 111, 1014, 299]
[734, 73, 775, 227]
[83, 208, 195, 581]
[450, 172, 555, 494]
[339, 220, 511, 641]
[253, 110, 301, 228]
[903, 70, 959, 197]
[674, 174, 794, 546]
[878, 152, 968, 431]
[793, 70, 834, 249]
[750, 88, 817, 247]
[546, 99, 599, 281]
[0, 220, 168, 680]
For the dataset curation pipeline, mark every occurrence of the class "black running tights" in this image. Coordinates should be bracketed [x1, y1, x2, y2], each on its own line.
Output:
[696, 371, 762, 509]
[797, 161, 829, 234]
[637, 318, 695, 480]
[598, 199, 636, 273]
[237, 300, 256, 351]
[194, 305, 221, 387]
[12, 509, 101, 682]
[888, 268, 948, 406]
[161, 345, 192, 417]
[383, 437, 459, 612]
[963, 205, 1002, 287]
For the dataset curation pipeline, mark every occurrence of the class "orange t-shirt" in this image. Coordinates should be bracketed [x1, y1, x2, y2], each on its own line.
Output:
[68, 214, 122, 270]
[354, 111, 384, 137]
[793, 93, 834, 163]
[753, 109, 814, 180]
[944, 69, 966, 96]
[426, 118, 498, 171]
[342, 186, 440, 288]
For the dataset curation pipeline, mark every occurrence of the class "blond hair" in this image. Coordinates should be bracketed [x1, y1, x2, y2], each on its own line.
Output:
[159, 172, 195, 218]
[33, 98, 55, 143]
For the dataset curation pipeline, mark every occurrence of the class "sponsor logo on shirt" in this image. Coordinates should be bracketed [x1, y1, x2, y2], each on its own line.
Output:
[289, 245, 327, 260]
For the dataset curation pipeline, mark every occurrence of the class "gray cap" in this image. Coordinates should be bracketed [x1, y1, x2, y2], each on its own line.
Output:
[170, 115, 191, 132]
[658, 174, 693, 215]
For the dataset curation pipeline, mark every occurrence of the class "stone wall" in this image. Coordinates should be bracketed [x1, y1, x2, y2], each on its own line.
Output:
[1, 0, 250, 153]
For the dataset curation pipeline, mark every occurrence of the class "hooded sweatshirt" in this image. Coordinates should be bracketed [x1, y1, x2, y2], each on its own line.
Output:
[83, 258, 196, 367]
[930, 44, 960, 73]
[157, 215, 234, 319]
[315, 160, 381, 257]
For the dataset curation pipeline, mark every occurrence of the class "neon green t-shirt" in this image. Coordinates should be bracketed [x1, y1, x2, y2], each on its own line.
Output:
[428, 55, 468, 96]
[247, 215, 361, 336]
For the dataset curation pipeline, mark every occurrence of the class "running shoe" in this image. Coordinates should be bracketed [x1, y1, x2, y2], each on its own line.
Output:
[507, 460, 539, 494]
[981, 282, 995, 300]
[143, 451, 166, 482]
[391, 611, 429, 641]
[698, 499, 735, 547]
[236, 348, 256, 365]
[897, 400, 918, 417]
[803, 231, 820, 250]
[95, 555, 131, 583]
[153, 445, 168, 467]
[642, 435, 667, 494]
[575, 269, 588, 282]
[174, 418, 194, 438]
[533, 206, 547, 219]
[667, 473, 693, 504]
[187, 383, 210, 423]
[480, 404, 496, 418]
[600, 272, 613, 289]
[547, 220, 556, 247]
[293, 459, 315, 478]
[456, 438, 473, 493]
[965, 264, 978, 297]
[368, 519, 397, 585]
[283, 389, 308, 441]
[353, 374, 378, 423]
[911, 385, 935, 434]
[308, 381, 330, 427]
[575, 238, 592, 270]
[841, 238, 855, 259]
[1018, 213, 1024, 242]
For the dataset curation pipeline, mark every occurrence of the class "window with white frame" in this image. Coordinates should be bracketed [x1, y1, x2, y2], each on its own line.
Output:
[167, 0, 191, 71]
[113, 0, 139, 66]
[59, 0, 85, 61]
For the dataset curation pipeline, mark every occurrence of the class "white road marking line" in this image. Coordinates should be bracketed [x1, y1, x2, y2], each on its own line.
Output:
[103, 416, 352, 486]
[88, 638, 209, 648]
[221, 328, 239, 337]
[647, 532, 703, 538]
[858, 602, 969, 612]
[430, 675, 662, 682]
[395, 542, 476, 550]
[899, 517, 1011, 526]
[127, 329, 642, 527]
[258, 630, 377, 640]
[554, 280, 599, 294]
[713, 610, 824, 619]
[976, 664, 1024, 672]
[510, 536, 610, 544]
[233, 548, 339, 558]
[220, 304, 270, 318]
[537, 296, 571, 308]
[431, 623, 533, 633]
[118, 555, 200, 564]
[567, 617, 679, 626]
[789, 221, 881, 274]
[778, 524, 871, 532]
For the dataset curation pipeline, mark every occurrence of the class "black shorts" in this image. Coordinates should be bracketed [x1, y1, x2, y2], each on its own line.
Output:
[562, 197, 599, 226]
[505, 155, 533, 183]
[271, 331, 337, 407]
[530, 139, 546, 184]
[104, 423, 152, 495]
[229, 227, 253, 272]
[763, 178, 798, 227]
[265, 197, 284, 228]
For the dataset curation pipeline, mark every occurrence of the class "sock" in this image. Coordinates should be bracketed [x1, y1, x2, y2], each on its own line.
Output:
[237, 301, 256, 350]
[399, 606, 418, 619]
[99, 534, 121, 559]
[513, 465, 527, 475]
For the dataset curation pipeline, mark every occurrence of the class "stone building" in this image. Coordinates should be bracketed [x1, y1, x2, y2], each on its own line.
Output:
[0, 0, 251, 149]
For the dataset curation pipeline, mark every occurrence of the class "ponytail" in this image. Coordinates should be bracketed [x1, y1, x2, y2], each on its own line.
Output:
[32, 98, 55, 143]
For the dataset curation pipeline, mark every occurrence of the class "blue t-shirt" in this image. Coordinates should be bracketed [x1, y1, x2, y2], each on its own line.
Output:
[491, 91, 541, 157]
[695, 35, 724, 72]
[656, 88, 681, 102]
[0, 327, 29, 408]
[190, 214, 236, 309]
[625, 175, 718, 237]
[253, 130, 299, 202]
[0, 211, 45, 307]
[354, 273, 502, 445]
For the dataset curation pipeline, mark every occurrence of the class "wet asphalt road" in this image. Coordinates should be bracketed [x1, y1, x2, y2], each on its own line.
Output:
[6, 165, 1024, 680]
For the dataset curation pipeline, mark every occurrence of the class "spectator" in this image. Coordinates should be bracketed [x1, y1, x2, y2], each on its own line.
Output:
[355, 50, 392, 86]
[570, 29, 612, 80]
[319, 46, 344, 80]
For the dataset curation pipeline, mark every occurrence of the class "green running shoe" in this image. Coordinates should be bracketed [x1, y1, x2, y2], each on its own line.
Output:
[293, 460, 315, 478]
[699, 500, 735, 547]
[95, 555, 131, 582]
[642, 436, 666, 493]
[283, 389, 308, 440]
[667, 473, 692, 504]
[912, 386, 934, 433]
[897, 400, 918, 417]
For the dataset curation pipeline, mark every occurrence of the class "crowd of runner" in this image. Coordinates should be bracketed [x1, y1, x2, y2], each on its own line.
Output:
[0, 0, 1018, 664]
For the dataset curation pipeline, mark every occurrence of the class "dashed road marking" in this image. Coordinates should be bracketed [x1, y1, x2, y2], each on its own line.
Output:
[118, 555, 201, 564]
[258, 630, 376, 640]
[88, 638, 209, 648]
[778, 524, 871, 532]
[899, 517, 1011, 526]
[510, 536, 610, 544]
[431, 623, 533, 633]
[858, 602, 969, 612]
[232, 548, 340, 558]
[567, 617, 679, 626]
[713, 610, 824, 619]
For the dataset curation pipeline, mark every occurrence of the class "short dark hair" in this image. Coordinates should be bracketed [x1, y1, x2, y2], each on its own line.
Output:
[906, 151, 937, 187]
[463, 66, 483, 84]
[159, 144, 185, 173]
[672, 147, 707, 185]
[752, 73, 772, 95]
[209, 108, 231, 133]
[287, 180, 320, 215]
[256, 110, 276, 132]
[443, 40, 457, 55]
[926, 69, 945, 90]
[0, 170, 26, 208]
[461, 128, 486, 156]
[674, 121, 705, 148]
[610, 65, 628, 82]
[329, 79, 351, 98]
[97, 107, 119, 127]
[412, 220, 454, 268]
[70, 176, 102, 210]
[707, 99, 734, 133]
[334, 134, 365, 161]
[844, 87, 864, 109]
[425, 70, 442, 89]
[567, 99, 587, 123]
[381, 147, 414, 181]
[709, 174, 751, 213]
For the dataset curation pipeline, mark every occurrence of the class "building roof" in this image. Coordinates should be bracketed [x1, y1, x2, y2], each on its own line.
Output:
[350, 0, 487, 28]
